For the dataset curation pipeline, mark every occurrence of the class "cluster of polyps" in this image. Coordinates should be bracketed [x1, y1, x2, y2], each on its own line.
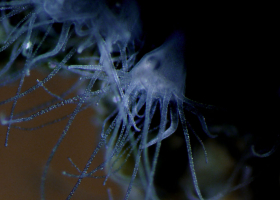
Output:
[0, 1, 220, 200]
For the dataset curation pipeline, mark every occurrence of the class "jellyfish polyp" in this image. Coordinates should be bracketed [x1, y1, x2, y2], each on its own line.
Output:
[0, 0, 141, 148]
[111, 32, 215, 200]
[1, 1, 216, 199]
[64, 32, 215, 200]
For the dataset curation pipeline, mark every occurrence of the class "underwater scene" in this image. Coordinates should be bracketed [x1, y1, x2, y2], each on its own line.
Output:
[0, 1, 278, 200]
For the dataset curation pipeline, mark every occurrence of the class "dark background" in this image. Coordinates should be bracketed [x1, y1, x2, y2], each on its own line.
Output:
[0, 0, 278, 199]
[138, 1, 279, 199]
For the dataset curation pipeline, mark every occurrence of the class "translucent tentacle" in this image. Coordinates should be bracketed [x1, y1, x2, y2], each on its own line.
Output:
[4, 12, 37, 146]
[97, 34, 140, 132]
[177, 98, 204, 200]
[1, 96, 81, 125]
[3, 11, 32, 43]
[28, 21, 72, 68]
[0, 1, 30, 7]
[141, 89, 156, 193]
[251, 145, 276, 157]
[187, 121, 208, 163]
[10, 114, 70, 131]
[41, 73, 98, 200]
[145, 92, 170, 200]
[186, 103, 217, 138]
[0, 4, 28, 22]
[144, 99, 179, 148]
[124, 141, 143, 200]
[68, 64, 104, 71]
[0, 40, 23, 77]
[0, 48, 76, 106]
[103, 134, 141, 184]
[132, 92, 146, 118]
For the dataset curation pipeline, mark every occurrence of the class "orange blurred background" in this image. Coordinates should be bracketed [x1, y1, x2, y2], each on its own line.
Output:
[0, 70, 124, 200]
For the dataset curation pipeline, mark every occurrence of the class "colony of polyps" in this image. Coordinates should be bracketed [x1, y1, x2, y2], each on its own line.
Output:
[0, 1, 216, 199]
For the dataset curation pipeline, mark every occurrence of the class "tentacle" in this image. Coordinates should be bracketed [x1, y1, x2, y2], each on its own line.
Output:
[77, 35, 96, 53]
[1, 96, 81, 125]
[68, 64, 104, 71]
[0, 9, 33, 53]
[0, 1, 31, 7]
[0, 48, 76, 106]
[3, 12, 37, 146]
[176, 93, 217, 110]
[144, 97, 179, 148]
[145, 92, 170, 200]
[3, 11, 32, 44]
[185, 103, 217, 138]
[100, 109, 118, 138]
[66, 68, 108, 81]
[132, 91, 146, 118]
[251, 145, 277, 157]
[0, 4, 29, 22]
[177, 98, 204, 200]
[10, 114, 70, 131]
[187, 121, 208, 163]
[103, 133, 141, 185]
[36, 79, 64, 101]
[117, 43, 128, 71]
[120, 83, 142, 131]
[31, 20, 54, 58]
[185, 153, 252, 200]
[0, 40, 23, 77]
[42, 73, 98, 200]
[141, 89, 156, 194]
[124, 140, 143, 200]
[97, 34, 141, 132]
[27, 21, 72, 68]
[67, 157, 82, 173]
[21, 12, 37, 58]
[62, 113, 123, 179]
[12, 77, 83, 119]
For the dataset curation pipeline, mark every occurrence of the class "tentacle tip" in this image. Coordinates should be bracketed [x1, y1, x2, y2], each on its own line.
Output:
[209, 134, 218, 139]
[0, 113, 8, 125]
[130, 119, 141, 132]
[77, 47, 83, 54]
[251, 144, 276, 158]
[134, 125, 141, 132]
[103, 178, 109, 186]
[1, 120, 8, 125]
[205, 130, 218, 138]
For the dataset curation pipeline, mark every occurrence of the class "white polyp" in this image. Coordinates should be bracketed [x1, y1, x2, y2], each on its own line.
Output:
[131, 32, 186, 96]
